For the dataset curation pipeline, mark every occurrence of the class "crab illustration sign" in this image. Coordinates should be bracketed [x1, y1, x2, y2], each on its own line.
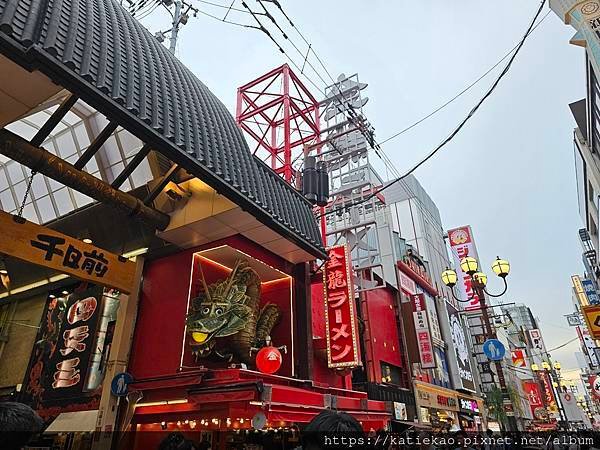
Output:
[323, 244, 361, 369]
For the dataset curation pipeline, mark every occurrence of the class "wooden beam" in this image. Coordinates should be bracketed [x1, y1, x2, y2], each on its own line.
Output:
[111, 144, 152, 189]
[74, 121, 118, 169]
[0, 129, 170, 231]
[31, 94, 79, 147]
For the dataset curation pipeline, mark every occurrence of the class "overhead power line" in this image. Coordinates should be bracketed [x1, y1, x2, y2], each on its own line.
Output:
[318, 0, 548, 219]
[377, 10, 551, 146]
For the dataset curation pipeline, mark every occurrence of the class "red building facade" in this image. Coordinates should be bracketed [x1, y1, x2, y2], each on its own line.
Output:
[127, 236, 389, 449]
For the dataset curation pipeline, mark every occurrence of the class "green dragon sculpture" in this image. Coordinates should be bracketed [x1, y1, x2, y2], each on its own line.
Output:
[185, 259, 282, 365]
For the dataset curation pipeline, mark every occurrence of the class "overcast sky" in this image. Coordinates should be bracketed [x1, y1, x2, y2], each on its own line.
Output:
[142, 1, 585, 371]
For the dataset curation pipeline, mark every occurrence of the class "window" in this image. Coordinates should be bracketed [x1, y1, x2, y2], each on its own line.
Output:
[0, 100, 154, 224]
[380, 362, 402, 385]
[591, 215, 598, 238]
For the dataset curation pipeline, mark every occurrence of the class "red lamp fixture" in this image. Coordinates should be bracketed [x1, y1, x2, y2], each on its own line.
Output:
[255, 346, 282, 374]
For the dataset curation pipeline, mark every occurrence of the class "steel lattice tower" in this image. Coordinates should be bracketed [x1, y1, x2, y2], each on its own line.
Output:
[236, 64, 320, 184]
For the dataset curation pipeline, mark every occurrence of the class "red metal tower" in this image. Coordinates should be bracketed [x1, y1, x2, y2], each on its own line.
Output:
[236, 64, 320, 183]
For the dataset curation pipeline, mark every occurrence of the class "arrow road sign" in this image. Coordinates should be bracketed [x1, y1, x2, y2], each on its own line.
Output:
[583, 305, 600, 339]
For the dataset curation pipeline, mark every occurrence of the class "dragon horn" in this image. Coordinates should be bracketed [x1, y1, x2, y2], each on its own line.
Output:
[197, 258, 211, 301]
[224, 260, 241, 296]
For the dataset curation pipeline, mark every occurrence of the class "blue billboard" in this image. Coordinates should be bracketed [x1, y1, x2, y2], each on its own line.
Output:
[582, 279, 600, 305]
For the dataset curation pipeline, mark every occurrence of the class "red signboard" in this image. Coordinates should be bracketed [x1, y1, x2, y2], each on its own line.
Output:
[590, 375, 600, 400]
[323, 245, 361, 369]
[447, 226, 481, 311]
[511, 349, 526, 368]
[412, 294, 436, 369]
[523, 381, 544, 418]
[538, 371, 558, 413]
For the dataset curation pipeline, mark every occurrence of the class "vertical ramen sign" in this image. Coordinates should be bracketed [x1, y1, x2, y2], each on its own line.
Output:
[323, 244, 361, 369]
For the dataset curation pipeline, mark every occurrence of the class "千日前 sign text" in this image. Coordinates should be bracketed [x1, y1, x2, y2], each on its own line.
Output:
[0, 210, 136, 293]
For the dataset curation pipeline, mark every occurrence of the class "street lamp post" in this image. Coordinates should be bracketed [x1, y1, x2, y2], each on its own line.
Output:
[441, 257, 517, 431]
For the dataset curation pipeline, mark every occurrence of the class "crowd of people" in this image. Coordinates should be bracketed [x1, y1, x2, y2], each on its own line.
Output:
[1, 401, 599, 450]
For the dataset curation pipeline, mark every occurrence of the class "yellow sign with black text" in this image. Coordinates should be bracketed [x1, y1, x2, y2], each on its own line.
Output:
[582, 305, 600, 339]
[0, 210, 136, 293]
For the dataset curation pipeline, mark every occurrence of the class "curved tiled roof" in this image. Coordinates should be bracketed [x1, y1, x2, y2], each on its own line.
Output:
[0, 0, 325, 257]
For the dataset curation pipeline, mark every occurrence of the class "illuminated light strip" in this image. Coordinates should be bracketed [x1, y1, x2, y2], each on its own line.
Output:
[196, 245, 290, 278]
[414, 381, 460, 398]
[122, 247, 149, 259]
[0, 273, 70, 299]
[197, 254, 233, 273]
[136, 399, 188, 408]
[180, 252, 198, 369]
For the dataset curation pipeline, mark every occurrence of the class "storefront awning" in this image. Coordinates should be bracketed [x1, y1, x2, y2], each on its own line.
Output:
[44, 410, 98, 434]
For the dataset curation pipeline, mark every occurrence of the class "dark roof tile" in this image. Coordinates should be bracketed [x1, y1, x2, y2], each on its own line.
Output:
[0, 0, 324, 257]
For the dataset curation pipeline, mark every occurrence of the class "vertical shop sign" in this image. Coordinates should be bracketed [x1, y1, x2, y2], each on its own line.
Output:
[573, 275, 590, 306]
[447, 303, 475, 390]
[538, 371, 558, 413]
[582, 279, 600, 305]
[447, 226, 481, 311]
[528, 329, 546, 354]
[323, 245, 360, 369]
[412, 294, 436, 369]
[22, 285, 104, 418]
[522, 381, 544, 419]
[398, 270, 417, 295]
[576, 326, 600, 367]
[589, 375, 600, 400]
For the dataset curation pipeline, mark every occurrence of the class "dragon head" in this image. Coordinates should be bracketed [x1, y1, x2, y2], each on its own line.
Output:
[186, 261, 255, 358]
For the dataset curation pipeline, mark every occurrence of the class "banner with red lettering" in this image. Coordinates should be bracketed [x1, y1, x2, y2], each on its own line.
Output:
[412, 293, 436, 369]
[21, 284, 105, 419]
[323, 245, 361, 369]
[538, 371, 558, 414]
[522, 381, 544, 419]
[447, 226, 481, 311]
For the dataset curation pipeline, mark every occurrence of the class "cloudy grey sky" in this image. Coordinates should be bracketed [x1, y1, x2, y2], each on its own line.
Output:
[142, 1, 585, 369]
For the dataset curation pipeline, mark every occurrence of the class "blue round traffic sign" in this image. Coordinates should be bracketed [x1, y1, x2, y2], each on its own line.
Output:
[482, 339, 506, 361]
[111, 372, 133, 397]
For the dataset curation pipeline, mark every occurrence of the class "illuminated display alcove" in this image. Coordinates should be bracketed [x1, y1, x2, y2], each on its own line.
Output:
[179, 245, 294, 376]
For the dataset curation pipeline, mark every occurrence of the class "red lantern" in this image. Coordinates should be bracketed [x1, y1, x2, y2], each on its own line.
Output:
[256, 346, 282, 374]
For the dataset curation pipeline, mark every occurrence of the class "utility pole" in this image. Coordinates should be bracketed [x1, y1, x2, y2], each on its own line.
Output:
[169, 0, 182, 54]
[473, 282, 517, 431]
[128, 0, 198, 56]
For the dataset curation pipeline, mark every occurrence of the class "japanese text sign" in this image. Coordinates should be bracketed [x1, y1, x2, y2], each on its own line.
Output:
[0, 210, 136, 293]
[522, 381, 543, 418]
[538, 371, 558, 413]
[412, 294, 436, 369]
[583, 279, 600, 305]
[447, 226, 481, 311]
[323, 245, 360, 369]
[21, 285, 103, 416]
